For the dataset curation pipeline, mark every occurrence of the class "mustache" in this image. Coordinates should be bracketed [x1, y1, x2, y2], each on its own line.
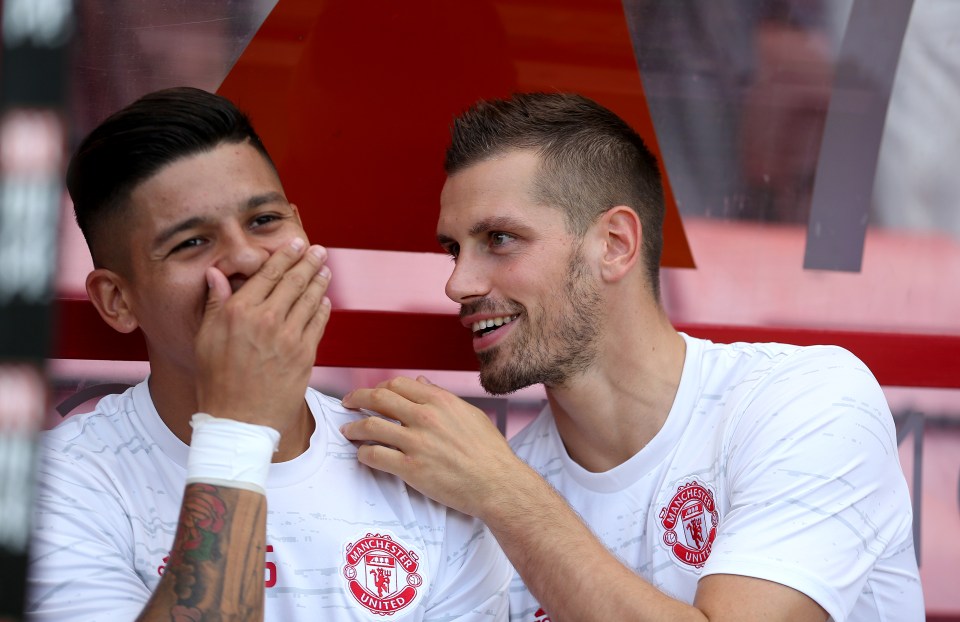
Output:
[459, 298, 523, 319]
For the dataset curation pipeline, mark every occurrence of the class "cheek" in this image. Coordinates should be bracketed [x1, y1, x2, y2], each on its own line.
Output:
[278, 223, 310, 246]
[507, 260, 560, 289]
[161, 265, 208, 291]
[144, 270, 209, 314]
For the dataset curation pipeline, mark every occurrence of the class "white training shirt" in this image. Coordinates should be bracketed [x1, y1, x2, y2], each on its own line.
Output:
[508, 334, 924, 622]
[28, 381, 511, 621]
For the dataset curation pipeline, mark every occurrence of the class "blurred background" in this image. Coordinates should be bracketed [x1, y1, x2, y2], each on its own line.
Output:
[16, 0, 960, 616]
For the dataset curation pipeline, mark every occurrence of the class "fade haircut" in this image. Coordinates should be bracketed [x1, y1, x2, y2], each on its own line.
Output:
[66, 87, 275, 269]
[445, 92, 665, 300]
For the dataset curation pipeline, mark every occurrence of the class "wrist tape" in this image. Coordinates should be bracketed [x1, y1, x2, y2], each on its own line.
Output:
[186, 413, 280, 495]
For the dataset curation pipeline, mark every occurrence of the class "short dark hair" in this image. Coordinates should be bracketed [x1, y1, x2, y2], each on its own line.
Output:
[445, 92, 665, 299]
[66, 87, 275, 268]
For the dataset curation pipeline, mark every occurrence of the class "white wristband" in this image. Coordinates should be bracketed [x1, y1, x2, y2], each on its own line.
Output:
[186, 413, 281, 495]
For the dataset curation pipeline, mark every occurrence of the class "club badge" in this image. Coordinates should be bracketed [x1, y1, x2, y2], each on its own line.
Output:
[342, 532, 425, 617]
[658, 480, 719, 570]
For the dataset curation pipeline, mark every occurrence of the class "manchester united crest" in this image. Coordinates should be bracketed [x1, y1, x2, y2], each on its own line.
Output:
[658, 481, 719, 569]
[342, 532, 425, 617]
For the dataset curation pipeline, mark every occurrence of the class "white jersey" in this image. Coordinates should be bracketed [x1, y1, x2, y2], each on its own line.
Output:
[28, 381, 511, 621]
[508, 335, 923, 622]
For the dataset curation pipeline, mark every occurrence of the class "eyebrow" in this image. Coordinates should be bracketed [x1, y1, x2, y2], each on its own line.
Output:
[436, 215, 527, 247]
[151, 192, 288, 250]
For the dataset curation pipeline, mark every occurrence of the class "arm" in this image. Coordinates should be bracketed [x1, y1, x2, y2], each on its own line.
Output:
[340, 377, 828, 622]
[137, 484, 265, 620]
[484, 473, 823, 622]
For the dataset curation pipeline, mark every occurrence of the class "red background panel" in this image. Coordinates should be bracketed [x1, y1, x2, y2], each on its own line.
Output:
[217, 0, 694, 266]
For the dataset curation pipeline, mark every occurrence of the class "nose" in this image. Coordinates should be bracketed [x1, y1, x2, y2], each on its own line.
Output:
[214, 230, 269, 287]
[444, 253, 490, 304]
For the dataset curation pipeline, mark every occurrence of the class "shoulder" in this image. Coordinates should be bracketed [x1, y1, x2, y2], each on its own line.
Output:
[756, 342, 872, 382]
[37, 381, 181, 506]
[32, 388, 154, 553]
[697, 340, 883, 420]
[738, 344, 885, 422]
[715, 343, 901, 506]
[697, 341, 902, 519]
[41, 386, 140, 456]
[699, 338, 862, 380]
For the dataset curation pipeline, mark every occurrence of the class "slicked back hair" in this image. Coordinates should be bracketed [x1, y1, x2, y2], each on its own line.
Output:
[445, 92, 665, 300]
[66, 87, 275, 269]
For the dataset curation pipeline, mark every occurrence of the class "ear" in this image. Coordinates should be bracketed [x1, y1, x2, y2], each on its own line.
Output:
[85, 269, 140, 334]
[595, 206, 641, 283]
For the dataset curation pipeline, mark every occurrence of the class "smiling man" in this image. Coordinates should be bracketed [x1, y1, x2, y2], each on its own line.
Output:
[340, 93, 925, 622]
[27, 87, 510, 621]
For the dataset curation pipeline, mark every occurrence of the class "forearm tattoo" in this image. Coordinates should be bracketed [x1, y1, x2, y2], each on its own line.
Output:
[138, 484, 266, 622]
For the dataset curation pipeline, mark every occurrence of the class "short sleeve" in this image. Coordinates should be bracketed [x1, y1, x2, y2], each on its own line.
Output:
[27, 437, 152, 621]
[702, 347, 920, 621]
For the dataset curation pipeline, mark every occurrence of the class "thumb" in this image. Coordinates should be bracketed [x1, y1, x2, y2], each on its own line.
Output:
[203, 267, 232, 315]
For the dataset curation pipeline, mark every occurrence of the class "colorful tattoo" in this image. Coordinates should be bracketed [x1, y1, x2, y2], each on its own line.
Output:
[139, 483, 265, 621]
[168, 484, 228, 607]
[179, 484, 228, 563]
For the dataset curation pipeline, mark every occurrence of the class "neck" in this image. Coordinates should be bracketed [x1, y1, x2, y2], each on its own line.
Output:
[545, 307, 686, 473]
[147, 363, 314, 463]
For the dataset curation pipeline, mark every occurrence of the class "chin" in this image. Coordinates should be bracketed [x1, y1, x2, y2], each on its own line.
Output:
[478, 364, 539, 396]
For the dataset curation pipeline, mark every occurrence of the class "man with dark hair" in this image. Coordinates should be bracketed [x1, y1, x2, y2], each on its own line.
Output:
[340, 92, 924, 621]
[28, 87, 511, 621]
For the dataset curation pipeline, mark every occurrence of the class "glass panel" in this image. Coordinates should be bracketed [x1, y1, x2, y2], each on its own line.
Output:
[622, 0, 960, 333]
[70, 0, 277, 139]
[625, 0, 850, 222]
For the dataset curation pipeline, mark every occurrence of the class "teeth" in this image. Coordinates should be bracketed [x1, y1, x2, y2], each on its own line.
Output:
[472, 315, 516, 333]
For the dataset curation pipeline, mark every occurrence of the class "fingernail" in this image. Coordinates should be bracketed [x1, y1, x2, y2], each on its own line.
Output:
[321, 296, 332, 308]
[319, 266, 332, 280]
[309, 245, 327, 260]
[290, 238, 306, 251]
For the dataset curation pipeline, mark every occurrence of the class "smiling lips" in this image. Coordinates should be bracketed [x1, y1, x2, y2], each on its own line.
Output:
[471, 314, 519, 337]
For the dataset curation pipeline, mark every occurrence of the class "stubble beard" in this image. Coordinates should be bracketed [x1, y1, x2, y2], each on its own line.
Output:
[477, 250, 602, 395]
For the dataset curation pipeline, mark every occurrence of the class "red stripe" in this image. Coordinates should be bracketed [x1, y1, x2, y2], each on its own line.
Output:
[54, 299, 960, 388]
